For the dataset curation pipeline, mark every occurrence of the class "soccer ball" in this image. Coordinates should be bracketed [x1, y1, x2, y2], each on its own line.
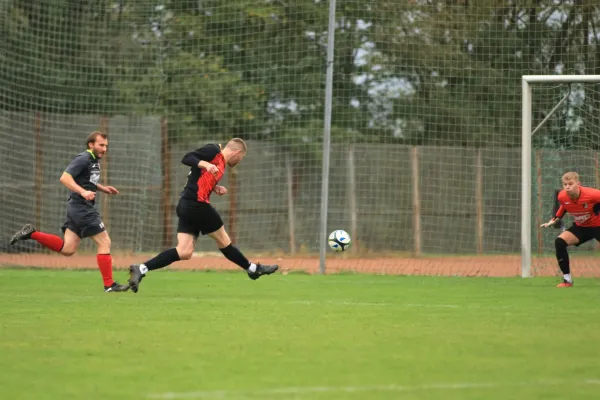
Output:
[328, 230, 351, 252]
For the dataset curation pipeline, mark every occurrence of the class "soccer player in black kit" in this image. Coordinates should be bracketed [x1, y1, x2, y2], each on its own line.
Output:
[9, 131, 129, 292]
[127, 138, 278, 293]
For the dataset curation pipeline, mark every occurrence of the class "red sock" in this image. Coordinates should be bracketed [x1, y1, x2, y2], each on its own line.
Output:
[31, 231, 64, 253]
[97, 254, 114, 287]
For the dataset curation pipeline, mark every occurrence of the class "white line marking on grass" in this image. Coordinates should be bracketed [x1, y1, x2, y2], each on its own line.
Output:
[148, 378, 600, 399]
[159, 298, 433, 308]
[0, 293, 512, 309]
[284, 300, 512, 310]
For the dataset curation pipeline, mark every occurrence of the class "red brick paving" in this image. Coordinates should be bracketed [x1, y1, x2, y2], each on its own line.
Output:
[2, 252, 598, 277]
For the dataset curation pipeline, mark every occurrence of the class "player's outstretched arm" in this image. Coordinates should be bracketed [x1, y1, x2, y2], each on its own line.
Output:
[97, 184, 119, 195]
[540, 217, 559, 228]
[59, 172, 95, 201]
[542, 203, 567, 228]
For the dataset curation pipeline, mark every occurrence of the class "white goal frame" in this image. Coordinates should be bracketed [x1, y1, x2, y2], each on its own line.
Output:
[521, 75, 600, 277]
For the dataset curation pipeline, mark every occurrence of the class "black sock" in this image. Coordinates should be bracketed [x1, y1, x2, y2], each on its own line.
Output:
[145, 248, 181, 271]
[220, 244, 251, 270]
[552, 190, 564, 229]
[555, 237, 570, 275]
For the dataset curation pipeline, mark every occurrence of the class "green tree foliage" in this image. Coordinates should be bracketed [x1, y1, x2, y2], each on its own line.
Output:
[1, 0, 600, 147]
[0, 0, 118, 113]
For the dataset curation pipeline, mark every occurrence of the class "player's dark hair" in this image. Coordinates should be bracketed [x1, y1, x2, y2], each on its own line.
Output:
[87, 131, 107, 147]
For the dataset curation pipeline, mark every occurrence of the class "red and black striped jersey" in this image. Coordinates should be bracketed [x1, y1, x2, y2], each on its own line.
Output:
[180, 144, 226, 203]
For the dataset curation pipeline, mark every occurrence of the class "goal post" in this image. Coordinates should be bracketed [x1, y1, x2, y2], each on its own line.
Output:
[521, 75, 600, 278]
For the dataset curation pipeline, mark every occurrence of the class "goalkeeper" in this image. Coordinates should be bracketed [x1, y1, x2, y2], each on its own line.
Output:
[540, 172, 600, 287]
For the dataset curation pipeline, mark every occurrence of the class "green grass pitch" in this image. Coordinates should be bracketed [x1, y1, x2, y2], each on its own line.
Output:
[1, 268, 600, 400]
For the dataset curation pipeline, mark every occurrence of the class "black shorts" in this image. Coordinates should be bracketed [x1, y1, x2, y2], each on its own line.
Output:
[567, 223, 600, 246]
[61, 198, 106, 238]
[176, 198, 224, 237]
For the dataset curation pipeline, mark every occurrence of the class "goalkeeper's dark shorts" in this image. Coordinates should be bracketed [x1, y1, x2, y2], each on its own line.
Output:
[566, 223, 600, 246]
[176, 197, 224, 238]
[61, 197, 106, 238]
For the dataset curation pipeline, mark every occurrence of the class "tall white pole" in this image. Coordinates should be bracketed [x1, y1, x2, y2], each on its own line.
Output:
[348, 145, 358, 249]
[521, 78, 532, 278]
[319, 0, 337, 274]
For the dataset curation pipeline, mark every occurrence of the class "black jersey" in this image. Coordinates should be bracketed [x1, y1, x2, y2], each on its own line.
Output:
[64, 150, 101, 202]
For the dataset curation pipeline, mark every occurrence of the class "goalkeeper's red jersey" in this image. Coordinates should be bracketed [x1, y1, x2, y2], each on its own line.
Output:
[555, 186, 600, 227]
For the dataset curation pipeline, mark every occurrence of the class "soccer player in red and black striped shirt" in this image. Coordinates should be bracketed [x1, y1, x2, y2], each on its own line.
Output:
[540, 172, 600, 287]
[127, 138, 278, 293]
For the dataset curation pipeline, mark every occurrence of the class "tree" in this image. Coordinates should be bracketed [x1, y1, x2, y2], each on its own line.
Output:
[3, 0, 600, 148]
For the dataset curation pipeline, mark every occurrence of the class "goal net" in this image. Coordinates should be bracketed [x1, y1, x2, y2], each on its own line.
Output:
[524, 77, 600, 278]
[1, 2, 597, 277]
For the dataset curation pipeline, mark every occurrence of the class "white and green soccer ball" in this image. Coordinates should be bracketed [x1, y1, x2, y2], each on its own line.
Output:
[328, 229, 351, 252]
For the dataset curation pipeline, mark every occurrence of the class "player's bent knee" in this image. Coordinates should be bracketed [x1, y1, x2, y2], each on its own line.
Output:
[555, 237, 568, 250]
[178, 251, 193, 260]
[176, 247, 193, 260]
[61, 249, 76, 257]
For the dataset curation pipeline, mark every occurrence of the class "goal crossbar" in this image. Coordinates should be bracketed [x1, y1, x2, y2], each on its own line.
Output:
[521, 75, 600, 277]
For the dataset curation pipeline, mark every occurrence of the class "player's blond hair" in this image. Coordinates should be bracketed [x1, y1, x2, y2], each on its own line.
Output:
[562, 172, 580, 183]
[225, 138, 247, 153]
